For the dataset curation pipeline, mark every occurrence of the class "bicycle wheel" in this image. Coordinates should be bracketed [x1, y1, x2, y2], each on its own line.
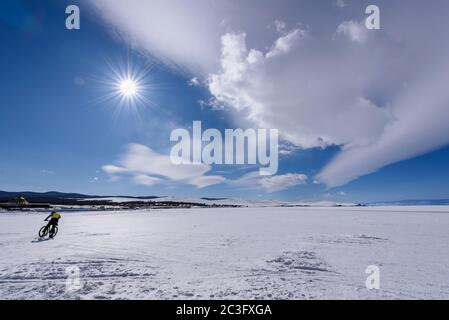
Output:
[50, 226, 58, 238]
[38, 226, 48, 238]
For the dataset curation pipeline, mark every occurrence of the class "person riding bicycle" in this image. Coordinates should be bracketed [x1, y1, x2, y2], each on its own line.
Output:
[44, 211, 61, 238]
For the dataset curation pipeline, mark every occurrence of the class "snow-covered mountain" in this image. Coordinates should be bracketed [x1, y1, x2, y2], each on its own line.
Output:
[79, 196, 361, 208]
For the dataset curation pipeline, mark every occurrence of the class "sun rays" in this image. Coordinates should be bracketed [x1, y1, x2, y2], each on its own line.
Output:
[89, 54, 161, 120]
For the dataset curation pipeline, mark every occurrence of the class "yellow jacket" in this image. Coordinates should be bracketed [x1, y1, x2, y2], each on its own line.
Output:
[46, 212, 61, 220]
[51, 212, 61, 219]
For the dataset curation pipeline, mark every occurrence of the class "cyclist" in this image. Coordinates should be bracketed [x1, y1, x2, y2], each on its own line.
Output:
[44, 211, 61, 238]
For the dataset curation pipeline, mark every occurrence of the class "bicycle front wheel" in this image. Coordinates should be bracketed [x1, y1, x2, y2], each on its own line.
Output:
[38, 226, 48, 238]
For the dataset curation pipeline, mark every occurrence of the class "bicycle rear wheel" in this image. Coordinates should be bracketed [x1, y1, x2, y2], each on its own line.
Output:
[49, 226, 58, 238]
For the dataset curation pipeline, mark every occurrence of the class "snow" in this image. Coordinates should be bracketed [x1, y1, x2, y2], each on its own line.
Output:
[1, 206, 448, 299]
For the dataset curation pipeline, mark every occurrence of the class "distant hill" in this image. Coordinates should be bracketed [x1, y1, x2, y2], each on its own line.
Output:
[370, 199, 449, 206]
[2, 190, 448, 207]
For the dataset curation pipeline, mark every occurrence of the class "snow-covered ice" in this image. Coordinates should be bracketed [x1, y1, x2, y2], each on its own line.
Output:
[1, 206, 448, 299]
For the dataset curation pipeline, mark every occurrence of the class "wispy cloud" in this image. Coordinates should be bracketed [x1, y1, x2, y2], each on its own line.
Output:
[132, 174, 161, 186]
[229, 171, 307, 193]
[334, 0, 347, 9]
[103, 144, 307, 192]
[188, 77, 200, 86]
[40, 169, 55, 175]
[336, 20, 368, 43]
[90, 177, 99, 183]
[103, 143, 225, 188]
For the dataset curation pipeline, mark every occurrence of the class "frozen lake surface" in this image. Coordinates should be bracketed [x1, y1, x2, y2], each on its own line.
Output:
[1, 206, 448, 299]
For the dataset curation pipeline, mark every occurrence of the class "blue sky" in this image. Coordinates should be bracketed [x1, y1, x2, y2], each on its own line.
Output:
[1, 0, 449, 203]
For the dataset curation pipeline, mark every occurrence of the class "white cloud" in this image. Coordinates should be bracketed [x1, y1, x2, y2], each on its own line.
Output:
[334, 0, 347, 9]
[108, 176, 122, 183]
[230, 171, 307, 193]
[198, 97, 225, 111]
[86, 0, 226, 75]
[103, 144, 225, 188]
[316, 60, 449, 187]
[209, 31, 392, 149]
[260, 173, 308, 192]
[190, 175, 227, 189]
[188, 77, 200, 86]
[132, 174, 161, 186]
[266, 28, 306, 58]
[336, 20, 368, 43]
[279, 142, 300, 155]
[90, 177, 99, 183]
[274, 20, 286, 33]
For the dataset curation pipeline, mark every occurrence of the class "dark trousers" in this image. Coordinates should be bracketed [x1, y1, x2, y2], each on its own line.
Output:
[46, 219, 58, 234]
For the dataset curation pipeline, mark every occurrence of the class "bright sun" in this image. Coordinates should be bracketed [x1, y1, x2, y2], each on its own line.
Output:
[96, 57, 157, 113]
[119, 79, 138, 97]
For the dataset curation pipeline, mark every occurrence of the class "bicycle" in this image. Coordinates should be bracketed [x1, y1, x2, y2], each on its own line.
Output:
[38, 224, 59, 239]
